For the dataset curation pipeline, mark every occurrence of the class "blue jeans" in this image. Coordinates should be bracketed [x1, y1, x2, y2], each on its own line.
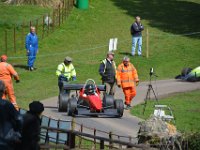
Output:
[27, 48, 37, 67]
[131, 36, 142, 56]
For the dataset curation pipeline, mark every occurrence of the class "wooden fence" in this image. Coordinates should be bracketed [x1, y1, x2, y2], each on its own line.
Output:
[0, 0, 74, 55]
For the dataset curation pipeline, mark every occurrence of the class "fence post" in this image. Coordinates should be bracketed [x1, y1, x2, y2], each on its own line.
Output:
[67, 131, 75, 149]
[4, 30, 8, 54]
[58, 4, 61, 27]
[64, 0, 67, 19]
[47, 13, 50, 35]
[94, 128, 96, 149]
[146, 28, 149, 58]
[118, 136, 122, 149]
[62, 0, 64, 24]
[52, 10, 55, 32]
[71, 117, 75, 131]
[78, 124, 83, 148]
[68, 0, 70, 12]
[100, 140, 105, 149]
[127, 136, 132, 148]
[21, 21, 25, 49]
[30, 20, 32, 28]
[13, 25, 16, 53]
[109, 132, 113, 149]
[36, 19, 38, 34]
[42, 15, 45, 39]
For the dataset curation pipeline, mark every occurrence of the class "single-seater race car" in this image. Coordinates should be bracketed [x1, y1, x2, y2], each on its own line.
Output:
[58, 79, 124, 117]
[175, 66, 200, 82]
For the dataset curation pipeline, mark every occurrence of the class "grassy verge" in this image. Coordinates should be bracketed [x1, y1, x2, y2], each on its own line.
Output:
[0, 3, 50, 27]
[130, 90, 200, 132]
[0, 0, 199, 108]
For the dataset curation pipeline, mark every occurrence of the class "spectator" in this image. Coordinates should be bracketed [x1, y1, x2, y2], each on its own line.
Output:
[130, 16, 144, 56]
[116, 56, 139, 109]
[99, 51, 117, 95]
[0, 80, 22, 150]
[20, 101, 44, 150]
[25, 26, 38, 71]
[0, 55, 20, 110]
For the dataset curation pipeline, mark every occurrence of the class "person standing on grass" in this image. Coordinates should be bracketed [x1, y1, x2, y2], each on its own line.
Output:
[130, 16, 144, 56]
[25, 26, 38, 71]
[0, 55, 20, 111]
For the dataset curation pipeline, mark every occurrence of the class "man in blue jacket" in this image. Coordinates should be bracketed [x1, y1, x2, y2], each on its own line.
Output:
[25, 26, 38, 71]
[130, 16, 144, 56]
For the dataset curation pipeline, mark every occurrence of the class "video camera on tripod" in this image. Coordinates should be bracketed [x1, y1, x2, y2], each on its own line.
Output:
[150, 68, 158, 77]
[143, 67, 159, 114]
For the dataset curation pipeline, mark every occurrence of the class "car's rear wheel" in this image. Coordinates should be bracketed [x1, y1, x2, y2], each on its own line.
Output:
[103, 94, 114, 108]
[67, 98, 77, 116]
[58, 92, 70, 112]
[114, 99, 124, 118]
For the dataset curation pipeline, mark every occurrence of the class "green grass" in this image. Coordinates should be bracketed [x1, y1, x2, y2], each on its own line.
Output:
[0, 0, 199, 108]
[0, 2, 51, 53]
[0, 2, 50, 27]
[131, 90, 200, 132]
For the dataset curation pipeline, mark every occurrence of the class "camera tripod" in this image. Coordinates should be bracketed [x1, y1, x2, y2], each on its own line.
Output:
[143, 73, 158, 115]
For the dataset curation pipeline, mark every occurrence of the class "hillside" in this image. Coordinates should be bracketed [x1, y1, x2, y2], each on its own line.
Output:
[0, 0, 199, 108]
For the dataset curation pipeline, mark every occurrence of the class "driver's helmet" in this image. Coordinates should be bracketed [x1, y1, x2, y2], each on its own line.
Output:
[85, 84, 95, 95]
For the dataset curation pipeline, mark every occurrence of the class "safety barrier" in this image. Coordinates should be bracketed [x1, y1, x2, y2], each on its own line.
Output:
[19, 108, 140, 149]
[39, 126, 151, 150]
[20, 108, 190, 149]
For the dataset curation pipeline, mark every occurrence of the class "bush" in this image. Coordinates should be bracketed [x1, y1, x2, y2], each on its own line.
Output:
[185, 132, 200, 150]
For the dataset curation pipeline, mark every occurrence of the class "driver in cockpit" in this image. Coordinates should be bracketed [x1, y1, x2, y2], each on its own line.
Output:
[83, 84, 98, 97]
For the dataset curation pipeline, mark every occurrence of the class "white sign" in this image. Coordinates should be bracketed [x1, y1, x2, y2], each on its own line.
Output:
[44, 16, 52, 26]
[109, 38, 118, 51]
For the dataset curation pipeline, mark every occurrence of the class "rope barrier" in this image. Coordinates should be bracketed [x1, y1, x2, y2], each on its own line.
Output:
[6, 30, 200, 60]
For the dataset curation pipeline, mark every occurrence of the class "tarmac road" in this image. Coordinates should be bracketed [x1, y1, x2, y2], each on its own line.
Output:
[42, 79, 200, 142]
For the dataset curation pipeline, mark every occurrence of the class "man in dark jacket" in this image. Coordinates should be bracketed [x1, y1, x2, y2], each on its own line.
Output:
[20, 101, 44, 150]
[99, 51, 116, 95]
[130, 16, 144, 56]
[0, 80, 21, 150]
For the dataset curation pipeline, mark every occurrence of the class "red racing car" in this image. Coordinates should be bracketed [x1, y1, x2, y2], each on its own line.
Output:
[58, 79, 124, 118]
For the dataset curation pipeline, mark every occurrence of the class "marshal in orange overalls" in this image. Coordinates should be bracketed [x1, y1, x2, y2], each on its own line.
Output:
[0, 55, 20, 110]
[116, 58, 139, 106]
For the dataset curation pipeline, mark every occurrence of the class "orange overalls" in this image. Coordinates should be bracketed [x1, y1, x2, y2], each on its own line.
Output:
[116, 63, 139, 105]
[0, 62, 19, 110]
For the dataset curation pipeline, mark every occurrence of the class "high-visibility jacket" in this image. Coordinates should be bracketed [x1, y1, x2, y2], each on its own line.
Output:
[190, 66, 200, 77]
[56, 63, 76, 80]
[116, 63, 139, 88]
[0, 62, 19, 81]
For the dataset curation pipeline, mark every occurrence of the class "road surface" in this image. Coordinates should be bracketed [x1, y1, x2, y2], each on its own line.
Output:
[42, 79, 200, 142]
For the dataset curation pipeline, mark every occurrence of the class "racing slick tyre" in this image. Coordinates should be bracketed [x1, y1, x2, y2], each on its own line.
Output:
[181, 68, 192, 76]
[114, 99, 124, 118]
[67, 98, 77, 116]
[103, 94, 114, 108]
[58, 92, 70, 112]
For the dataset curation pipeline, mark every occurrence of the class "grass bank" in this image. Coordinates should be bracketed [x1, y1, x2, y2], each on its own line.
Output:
[131, 90, 200, 132]
[0, 0, 199, 108]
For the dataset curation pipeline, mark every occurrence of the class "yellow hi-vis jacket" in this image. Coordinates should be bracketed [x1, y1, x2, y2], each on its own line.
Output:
[56, 63, 76, 80]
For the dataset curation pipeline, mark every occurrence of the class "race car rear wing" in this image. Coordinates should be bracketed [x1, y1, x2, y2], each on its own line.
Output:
[62, 82, 106, 91]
